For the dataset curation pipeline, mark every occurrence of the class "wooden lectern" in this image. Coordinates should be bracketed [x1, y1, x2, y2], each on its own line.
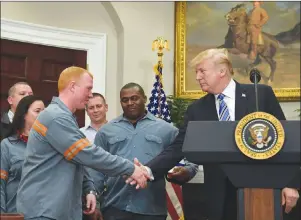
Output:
[0, 214, 24, 220]
[182, 120, 300, 220]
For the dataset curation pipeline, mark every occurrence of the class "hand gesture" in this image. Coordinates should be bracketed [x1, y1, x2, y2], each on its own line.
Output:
[128, 159, 150, 189]
[282, 187, 299, 213]
[167, 166, 191, 183]
[83, 193, 97, 215]
[125, 158, 150, 189]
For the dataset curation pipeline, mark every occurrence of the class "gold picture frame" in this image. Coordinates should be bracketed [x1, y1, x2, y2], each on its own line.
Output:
[175, 2, 300, 101]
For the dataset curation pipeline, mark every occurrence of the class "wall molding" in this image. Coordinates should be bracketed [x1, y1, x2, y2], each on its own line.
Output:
[1, 18, 107, 125]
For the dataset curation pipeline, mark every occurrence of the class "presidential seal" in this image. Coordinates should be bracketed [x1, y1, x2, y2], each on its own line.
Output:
[235, 112, 285, 160]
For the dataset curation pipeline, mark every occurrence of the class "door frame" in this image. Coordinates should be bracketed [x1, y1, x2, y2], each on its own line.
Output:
[1, 18, 106, 125]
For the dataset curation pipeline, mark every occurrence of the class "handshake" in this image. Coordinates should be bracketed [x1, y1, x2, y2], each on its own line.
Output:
[124, 158, 192, 189]
[124, 158, 151, 189]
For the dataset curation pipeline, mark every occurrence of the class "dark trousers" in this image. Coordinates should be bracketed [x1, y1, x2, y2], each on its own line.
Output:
[102, 206, 167, 220]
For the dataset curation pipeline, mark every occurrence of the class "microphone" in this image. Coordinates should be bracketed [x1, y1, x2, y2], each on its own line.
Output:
[250, 68, 261, 84]
[249, 68, 261, 112]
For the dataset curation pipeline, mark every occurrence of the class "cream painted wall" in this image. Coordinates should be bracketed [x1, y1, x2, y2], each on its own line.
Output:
[1, 1, 299, 123]
[280, 102, 300, 120]
[111, 2, 175, 97]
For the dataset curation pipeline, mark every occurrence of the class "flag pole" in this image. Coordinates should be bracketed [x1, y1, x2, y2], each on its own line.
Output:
[148, 38, 184, 220]
[152, 37, 169, 116]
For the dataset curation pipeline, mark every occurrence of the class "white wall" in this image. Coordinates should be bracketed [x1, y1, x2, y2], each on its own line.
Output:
[1, 1, 299, 122]
[111, 2, 175, 96]
[280, 102, 300, 120]
[1, 1, 175, 120]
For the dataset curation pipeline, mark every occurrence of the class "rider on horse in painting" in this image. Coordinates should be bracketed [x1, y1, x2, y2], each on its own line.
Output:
[247, 1, 269, 60]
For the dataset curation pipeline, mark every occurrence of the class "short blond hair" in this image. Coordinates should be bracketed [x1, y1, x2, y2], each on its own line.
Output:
[8, 82, 31, 97]
[58, 66, 93, 92]
[190, 48, 234, 75]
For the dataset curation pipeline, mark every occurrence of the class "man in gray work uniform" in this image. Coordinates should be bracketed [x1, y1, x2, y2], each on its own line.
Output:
[16, 67, 149, 220]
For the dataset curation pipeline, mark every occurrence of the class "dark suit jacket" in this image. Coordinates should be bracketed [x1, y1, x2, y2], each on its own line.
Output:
[146, 82, 286, 220]
[0, 112, 11, 141]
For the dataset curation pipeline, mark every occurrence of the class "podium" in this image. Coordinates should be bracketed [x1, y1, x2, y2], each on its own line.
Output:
[182, 120, 300, 220]
[0, 214, 24, 220]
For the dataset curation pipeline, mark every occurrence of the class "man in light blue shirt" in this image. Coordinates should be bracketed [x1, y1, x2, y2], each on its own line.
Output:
[80, 92, 108, 143]
[92, 83, 198, 220]
[80, 92, 108, 220]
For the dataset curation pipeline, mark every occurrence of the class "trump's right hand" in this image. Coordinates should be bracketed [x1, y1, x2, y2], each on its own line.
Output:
[129, 164, 150, 189]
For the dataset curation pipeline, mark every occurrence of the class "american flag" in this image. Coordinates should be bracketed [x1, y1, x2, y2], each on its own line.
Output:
[147, 63, 185, 220]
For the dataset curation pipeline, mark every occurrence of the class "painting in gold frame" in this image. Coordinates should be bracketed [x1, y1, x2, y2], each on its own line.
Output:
[175, 1, 300, 101]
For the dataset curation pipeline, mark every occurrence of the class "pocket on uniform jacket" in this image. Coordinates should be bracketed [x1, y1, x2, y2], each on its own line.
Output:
[144, 134, 162, 144]
[9, 157, 23, 179]
[107, 135, 127, 156]
[144, 134, 163, 159]
[108, 136, 127, 144]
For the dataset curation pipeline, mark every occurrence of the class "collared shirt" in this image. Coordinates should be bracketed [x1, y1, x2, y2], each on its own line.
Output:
[214, 79, 236, 121]
[16, 97, 134, 220]
[0, 136, 26, 213]
[92, 112, 198, 216]
[80, 125, 98, 144]
[7, 110, 14, 123]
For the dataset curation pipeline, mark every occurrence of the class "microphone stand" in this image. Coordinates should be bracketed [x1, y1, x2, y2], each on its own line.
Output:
[250, 68, 261, 112]
[238, 68, 261, 220]
[254, 73, 259, 112]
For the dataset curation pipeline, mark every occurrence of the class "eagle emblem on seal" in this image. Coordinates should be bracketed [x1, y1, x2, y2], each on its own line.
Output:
[248, 123, 272, 149]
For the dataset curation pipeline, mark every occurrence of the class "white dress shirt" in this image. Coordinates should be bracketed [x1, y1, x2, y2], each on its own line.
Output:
[214, 79, 236, 121]
[147, 80, 237, 180]
[8, 110, 14, 123]
[80, 125, 98, 143]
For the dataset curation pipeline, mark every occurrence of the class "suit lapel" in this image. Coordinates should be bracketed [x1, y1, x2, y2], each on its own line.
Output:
[203, 94, 219, 121]
[235, 82, 249, 120]
[1, 112, 10, 124]
[198, 82, 250, 121]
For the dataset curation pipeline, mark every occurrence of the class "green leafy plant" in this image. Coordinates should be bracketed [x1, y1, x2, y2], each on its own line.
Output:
[166, 95, 194, 128]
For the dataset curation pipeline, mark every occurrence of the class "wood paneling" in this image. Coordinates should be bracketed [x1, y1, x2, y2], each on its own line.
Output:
[1, 39, 87, 127]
